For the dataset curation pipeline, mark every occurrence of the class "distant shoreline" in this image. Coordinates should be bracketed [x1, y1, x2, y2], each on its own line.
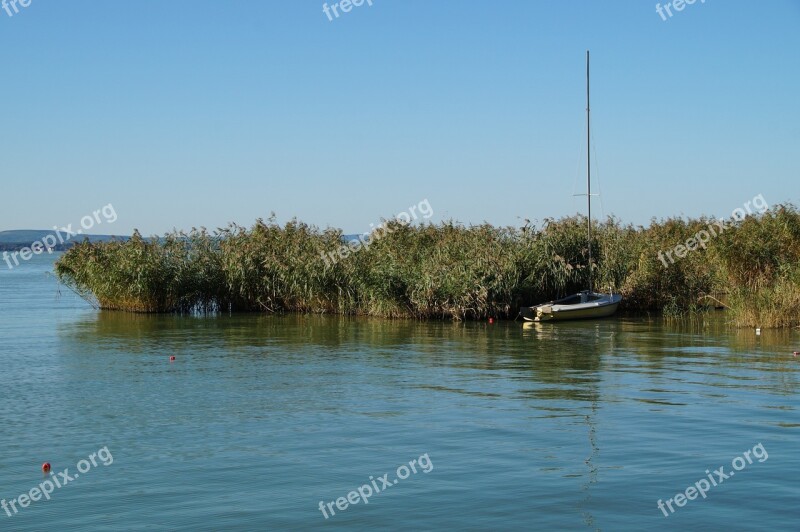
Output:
[0, 230, 129, 252]
[0, 243, 73, 252]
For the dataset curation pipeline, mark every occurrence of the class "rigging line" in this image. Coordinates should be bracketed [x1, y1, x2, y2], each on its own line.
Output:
[589, 124, 615, 292]
[571, 125, 583, 215]
[572, 110, 587, 215]
[590, 126, 605, 221]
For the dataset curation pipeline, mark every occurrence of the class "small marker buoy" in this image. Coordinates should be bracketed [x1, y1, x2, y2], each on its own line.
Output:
[793, 351, 799, 357]
[756, 328, 761, 335]
[170, 356, 176, 361]
[42, 462, 51, 473]
[488, 318, 494, 324]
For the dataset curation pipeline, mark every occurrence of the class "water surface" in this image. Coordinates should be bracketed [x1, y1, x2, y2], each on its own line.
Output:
[1, 253, 798, 530]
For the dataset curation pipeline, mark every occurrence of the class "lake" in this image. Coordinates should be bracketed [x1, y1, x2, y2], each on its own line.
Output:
[1, 253, 798, 530]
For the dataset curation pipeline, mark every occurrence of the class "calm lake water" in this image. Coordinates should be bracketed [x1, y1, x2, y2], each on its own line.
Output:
[1, 253, 798, 530]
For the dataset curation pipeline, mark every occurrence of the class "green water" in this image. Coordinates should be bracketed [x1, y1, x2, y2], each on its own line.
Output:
[1, 254, 798, 530]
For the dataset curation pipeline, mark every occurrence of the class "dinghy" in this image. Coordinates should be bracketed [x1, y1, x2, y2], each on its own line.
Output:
[520, 290, 621, 322]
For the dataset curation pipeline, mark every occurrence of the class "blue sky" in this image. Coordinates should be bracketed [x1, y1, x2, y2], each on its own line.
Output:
[1, 0, 798, 235]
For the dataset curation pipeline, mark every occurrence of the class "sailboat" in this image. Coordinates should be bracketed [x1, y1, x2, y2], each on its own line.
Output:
[520, 51, 622, 322]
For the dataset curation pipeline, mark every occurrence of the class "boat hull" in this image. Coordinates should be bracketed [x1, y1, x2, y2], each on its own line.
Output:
[520, 292, 622, 322]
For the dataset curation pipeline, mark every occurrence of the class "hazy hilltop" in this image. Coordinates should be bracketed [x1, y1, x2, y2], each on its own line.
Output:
[0, 230, 128, 251]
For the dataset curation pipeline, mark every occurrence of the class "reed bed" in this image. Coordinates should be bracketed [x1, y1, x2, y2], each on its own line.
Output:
[55, 206, 800, 327]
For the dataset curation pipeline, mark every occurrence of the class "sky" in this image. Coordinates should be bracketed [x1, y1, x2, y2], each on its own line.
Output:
[1, 0, 798, 236]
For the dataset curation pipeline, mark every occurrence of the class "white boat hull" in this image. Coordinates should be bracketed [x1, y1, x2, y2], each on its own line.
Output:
[520, 292, 622, 322]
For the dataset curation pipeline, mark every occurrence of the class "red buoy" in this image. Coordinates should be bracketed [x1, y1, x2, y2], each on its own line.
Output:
[42, 462, 51, 473]
[794, 352, 799, 357]
[488, 318, 494, 324]
[170, 356, 176, 361]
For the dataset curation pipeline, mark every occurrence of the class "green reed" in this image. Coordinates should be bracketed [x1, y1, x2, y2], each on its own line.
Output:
[54, 206, 800, 327]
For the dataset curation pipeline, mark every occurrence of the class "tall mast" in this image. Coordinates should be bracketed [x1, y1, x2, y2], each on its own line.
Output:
[586, 50, 592, 293]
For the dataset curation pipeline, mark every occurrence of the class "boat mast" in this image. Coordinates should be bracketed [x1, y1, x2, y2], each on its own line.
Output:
[586, 50, 592, 294]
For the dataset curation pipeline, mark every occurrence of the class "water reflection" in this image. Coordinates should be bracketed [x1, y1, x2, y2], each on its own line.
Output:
[58, 311, 799, 397]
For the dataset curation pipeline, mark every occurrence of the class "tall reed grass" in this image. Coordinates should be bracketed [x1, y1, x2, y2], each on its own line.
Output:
[54, 206, 800, 327]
